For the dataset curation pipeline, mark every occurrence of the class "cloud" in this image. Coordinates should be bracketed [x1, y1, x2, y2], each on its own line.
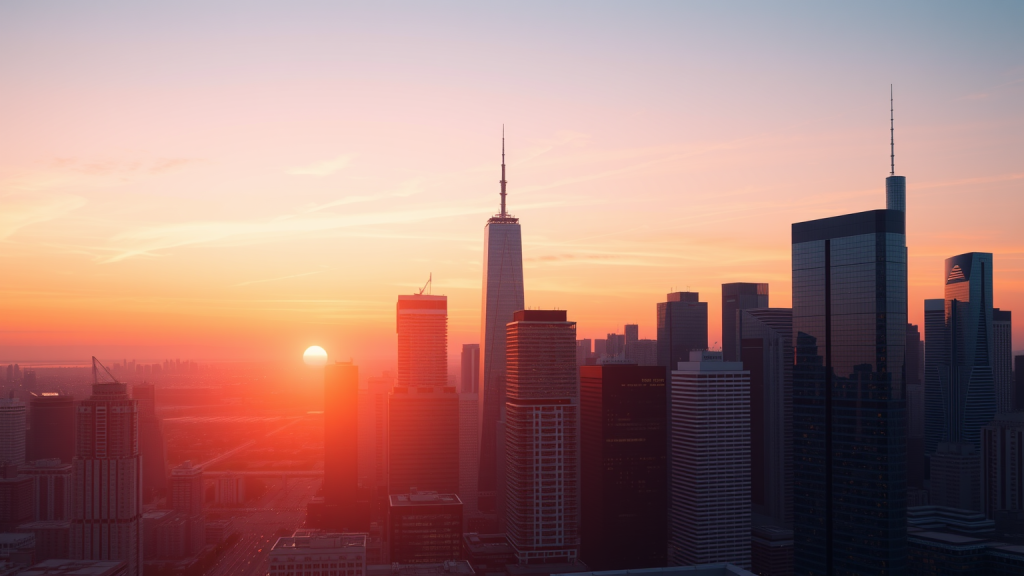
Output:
[0, 193, 86, 239]
[288, 155, 353, 176]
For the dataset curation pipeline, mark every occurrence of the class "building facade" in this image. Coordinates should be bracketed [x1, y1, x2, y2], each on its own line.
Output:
[993, 309, 1013, 415]
[268, 531, 366, 576]
[929, 442, 981, 512]
[656, 292, 708, 372]
[19, 458, 71, 521]
[791, 209, 908, 576]
[981, 412, 1024, 519]
[462, 344, 480, 394]
[27, 394, 75, 464]
[0, 398, 26, 466]
[169, 460, 204, 555]
[459, 393, 479, 517]
[669, 351, 750, 569]
[70, 382, 142, 576]
[389, 386, 459, 496]
[925, 298, 948, 458]
[324, 362, 361, 531]
[579, 364, 667, 570]
[131, 384, 166, 504]
[388, 491, 463, 563]
[907, 322, 926, 488]
[505, 310, 579, 564]
[722, 283, 769, 362]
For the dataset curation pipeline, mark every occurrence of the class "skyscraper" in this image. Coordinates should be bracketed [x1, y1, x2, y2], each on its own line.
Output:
[505, 310, 578, 564]
[20, 458, 72, 521]
[924, 298, 948, 457]
[993, 309, 1013, 415]
[478, 136, 525, 517]
[580, 363, 667, 570]
[906, 323, 926, 488]
[722, 283, 769, 362]
[737, 307, 792, 526]
[791, 209, 907, 576]
[132, 383, 166, 504]
[70, 378, 142, 576]
[27, 394, 75, 464]
[669, 351, 750, 568]
[170, 461, 205, 555]
[981, 412, 1024, 519]
[390, 293, 459, 496]
[943, 252, 997, 450]
[459, 392, 479, 517]
[461, 344, 480, 394]
[0, 397, 26, 466]
[657, 292, 708, 371]
[324, 361, 360, 531]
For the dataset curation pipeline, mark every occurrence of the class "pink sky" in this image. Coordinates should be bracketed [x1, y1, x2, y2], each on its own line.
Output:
[1, 2, 1022, 373]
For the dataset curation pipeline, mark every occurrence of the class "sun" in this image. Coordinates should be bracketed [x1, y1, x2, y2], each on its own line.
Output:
[303, 345, 328, 367]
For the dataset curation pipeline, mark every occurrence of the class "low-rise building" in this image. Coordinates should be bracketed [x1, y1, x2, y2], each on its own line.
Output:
[18, 559, 127, 576]
[269, 530, 366, 576]
[389, 491, 463, 564]
[15, 521, 69, 562]
[366, 561, 475, 576]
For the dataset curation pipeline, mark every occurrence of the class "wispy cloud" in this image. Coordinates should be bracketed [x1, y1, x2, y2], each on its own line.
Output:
[0, 193, 86, 240]
[287, 155, 353, 176]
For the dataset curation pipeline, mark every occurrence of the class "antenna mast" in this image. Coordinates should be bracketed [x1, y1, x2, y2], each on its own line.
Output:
[890, 84, 895, 176]
[91, 356, 120, 385]
[500, 126, 507, 217]
[417, 273, 433, 295]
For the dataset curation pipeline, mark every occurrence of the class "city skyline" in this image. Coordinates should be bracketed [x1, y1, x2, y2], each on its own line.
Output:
[2, 3, 1022, 371]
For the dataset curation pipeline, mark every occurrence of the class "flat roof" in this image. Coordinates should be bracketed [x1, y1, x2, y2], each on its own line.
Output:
[367, 561, 475, 576]
[563, 565, 755, 576]
[390, 492, 462, 506]
[272, 532, 367, 552]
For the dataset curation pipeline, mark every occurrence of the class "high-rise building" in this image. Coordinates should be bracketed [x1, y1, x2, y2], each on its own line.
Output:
[27, 394, 75, 464]
[737, 307, 792, 526]
[19, 458, 72, 521]
[722, 283, 769, 362]
[624, 324, 639, 347]
[324, 361, 361, 531]
[981, 412, 1024, 519]
[791, 209, 907, 576]
[461, 344, 480, 394]
[505, 310, 578, 564]
[576, 339, 592, 368]
[993, 309, 1013, 415]
[131, 384, 166, 504]
[360, 371, 392, 521]
[70, 380, 142, 576]
[906, 323, 926, 488]
[388, 491, 463, 563]
[1017, 356, 1024, 411]
[478, 137, 525, 518]
[398, 294, 448, 389]
[669, 351, 750, 568]
[170, 461, 204, 556]
[0, 397, 26, 466]
[929, 442, 981, 512]
[459, 393, 479, 517]
[924, 298, 948, 458]
[0, 462, 33, 531]
[656, 292, 708, 372]
[580, 364, 667, 570]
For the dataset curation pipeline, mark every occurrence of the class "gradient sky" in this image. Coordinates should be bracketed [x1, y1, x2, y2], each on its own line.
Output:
[2, 2, 1022, 373]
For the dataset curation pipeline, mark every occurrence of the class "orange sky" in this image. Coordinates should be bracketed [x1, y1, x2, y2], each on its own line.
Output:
[2, 3, 1022, 374]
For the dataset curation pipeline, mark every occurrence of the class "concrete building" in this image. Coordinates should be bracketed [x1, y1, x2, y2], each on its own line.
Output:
[505, 310, 579, 565]
[657, 293, 708, 373]
[18, 459, 71, 521]
[170, 460, 204, 555]
[70, 381, 142, 576]
[993, 309, 1013, 415]
[389, 491, 463, 564]
[324, 361, 362, 531]
[981, 412, 1024, 519]
[131, 384, 166, 504]
[268, 531, 366, 576]
[462, 345, 480, 394]
[0, 398, 26, 466]
[580, 364, 667, 570]
[669, 351, 750, 569]
[930, 442, 981, 512]
[721, 283, 769, 362]
[26, 394, 75, 464]
[15, 520, 70, 562]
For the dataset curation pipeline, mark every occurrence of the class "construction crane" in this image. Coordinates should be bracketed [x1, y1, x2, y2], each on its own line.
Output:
[91, 356, 120, 385]
[416, 273, 432, 295]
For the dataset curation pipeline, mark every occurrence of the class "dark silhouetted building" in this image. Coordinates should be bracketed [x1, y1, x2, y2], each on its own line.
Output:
[19, 459, 71, 521]
[324, 361, 361, 531]
[389, 387, 459, 495]
[981, 412, 1024, 520]
[924, 298, 948, 459]
[737, 308, 792, 526]
[131, 384, 166, 504]
[478, 142, 525, 519]
[27, 394, 75, 464]
[670, 351, 750, 568]
[0, 398, 26, 466]
[505, 310, 579, 564]
[791, 209, 908, 576]
[722, 283, 769, 362]
[580, 364, 667, 570]
[930, 442, 981, 512]
[750, 525, 793, 576]
[0, 462, 33, 531]
[459, 392, 479, 517]
[993, 309, 1012, 414]
[16, 520, 70, 562]
[657, 292, 708, 372]
[462, 344, 480, 394]
[70, 381, 142, 576]
[906, 323, 926, 488]
[389, 491, 463, 563]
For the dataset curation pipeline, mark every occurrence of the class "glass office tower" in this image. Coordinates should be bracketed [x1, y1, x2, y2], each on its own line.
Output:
[791, 210, 907, 576]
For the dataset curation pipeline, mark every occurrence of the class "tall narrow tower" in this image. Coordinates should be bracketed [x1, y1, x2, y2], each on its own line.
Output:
[886, 85, 907, 212]
[478, 131, 525, 519]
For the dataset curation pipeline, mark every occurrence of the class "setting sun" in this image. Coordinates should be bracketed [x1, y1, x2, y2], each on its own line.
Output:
[302, 345, 328, 367]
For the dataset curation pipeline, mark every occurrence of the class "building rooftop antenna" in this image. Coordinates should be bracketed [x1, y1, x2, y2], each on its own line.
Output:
[500, 125, 508, 217]
[890, 84, 895, 176]
[416, 273, 432, 295]
[91, 356, 120, 385]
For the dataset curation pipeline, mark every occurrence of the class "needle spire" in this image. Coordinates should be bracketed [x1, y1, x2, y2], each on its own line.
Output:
[500, 125, 507, 217]
[890, 84, 895, 176]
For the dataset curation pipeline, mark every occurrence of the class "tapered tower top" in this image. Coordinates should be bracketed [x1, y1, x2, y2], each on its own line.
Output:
[489, 127, 519, 223]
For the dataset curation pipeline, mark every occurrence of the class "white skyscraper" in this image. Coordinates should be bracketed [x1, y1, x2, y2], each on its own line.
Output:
[0, 397, 26, 466]
[670, 351, 750, 569]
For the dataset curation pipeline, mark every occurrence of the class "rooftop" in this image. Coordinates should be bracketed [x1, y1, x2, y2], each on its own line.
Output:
[271, 531, 367, 552]
[390, 491, 462, 507]
[367, 561, 475, 576]
[19, 559, 126, 576]
[563, 565, 755, 576]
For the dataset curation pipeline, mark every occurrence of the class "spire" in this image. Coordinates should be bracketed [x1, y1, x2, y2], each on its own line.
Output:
[890, 84, 895, 176]
[500, 125, 507, 217]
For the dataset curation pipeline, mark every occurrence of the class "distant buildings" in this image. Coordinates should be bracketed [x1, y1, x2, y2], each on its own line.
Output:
[0, 397, 26, 466]
[791, 209, 908, 575]
[462, 344, 480, 394]
[478, 141, 525, 520]
[169, 460, 205, 556]
[70, 380, 142, 576]
[580, 364, 667, 570]
[388, 491, 463, 563]
[505, 310, 579, 564]
[721, 283, 768, 363]
[324, 361, 361, 531]
[656, 292, 708, 372]
[669, 351, 750, 569]
[269, 531, 366, 576]
[27, 394, 75, 464]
